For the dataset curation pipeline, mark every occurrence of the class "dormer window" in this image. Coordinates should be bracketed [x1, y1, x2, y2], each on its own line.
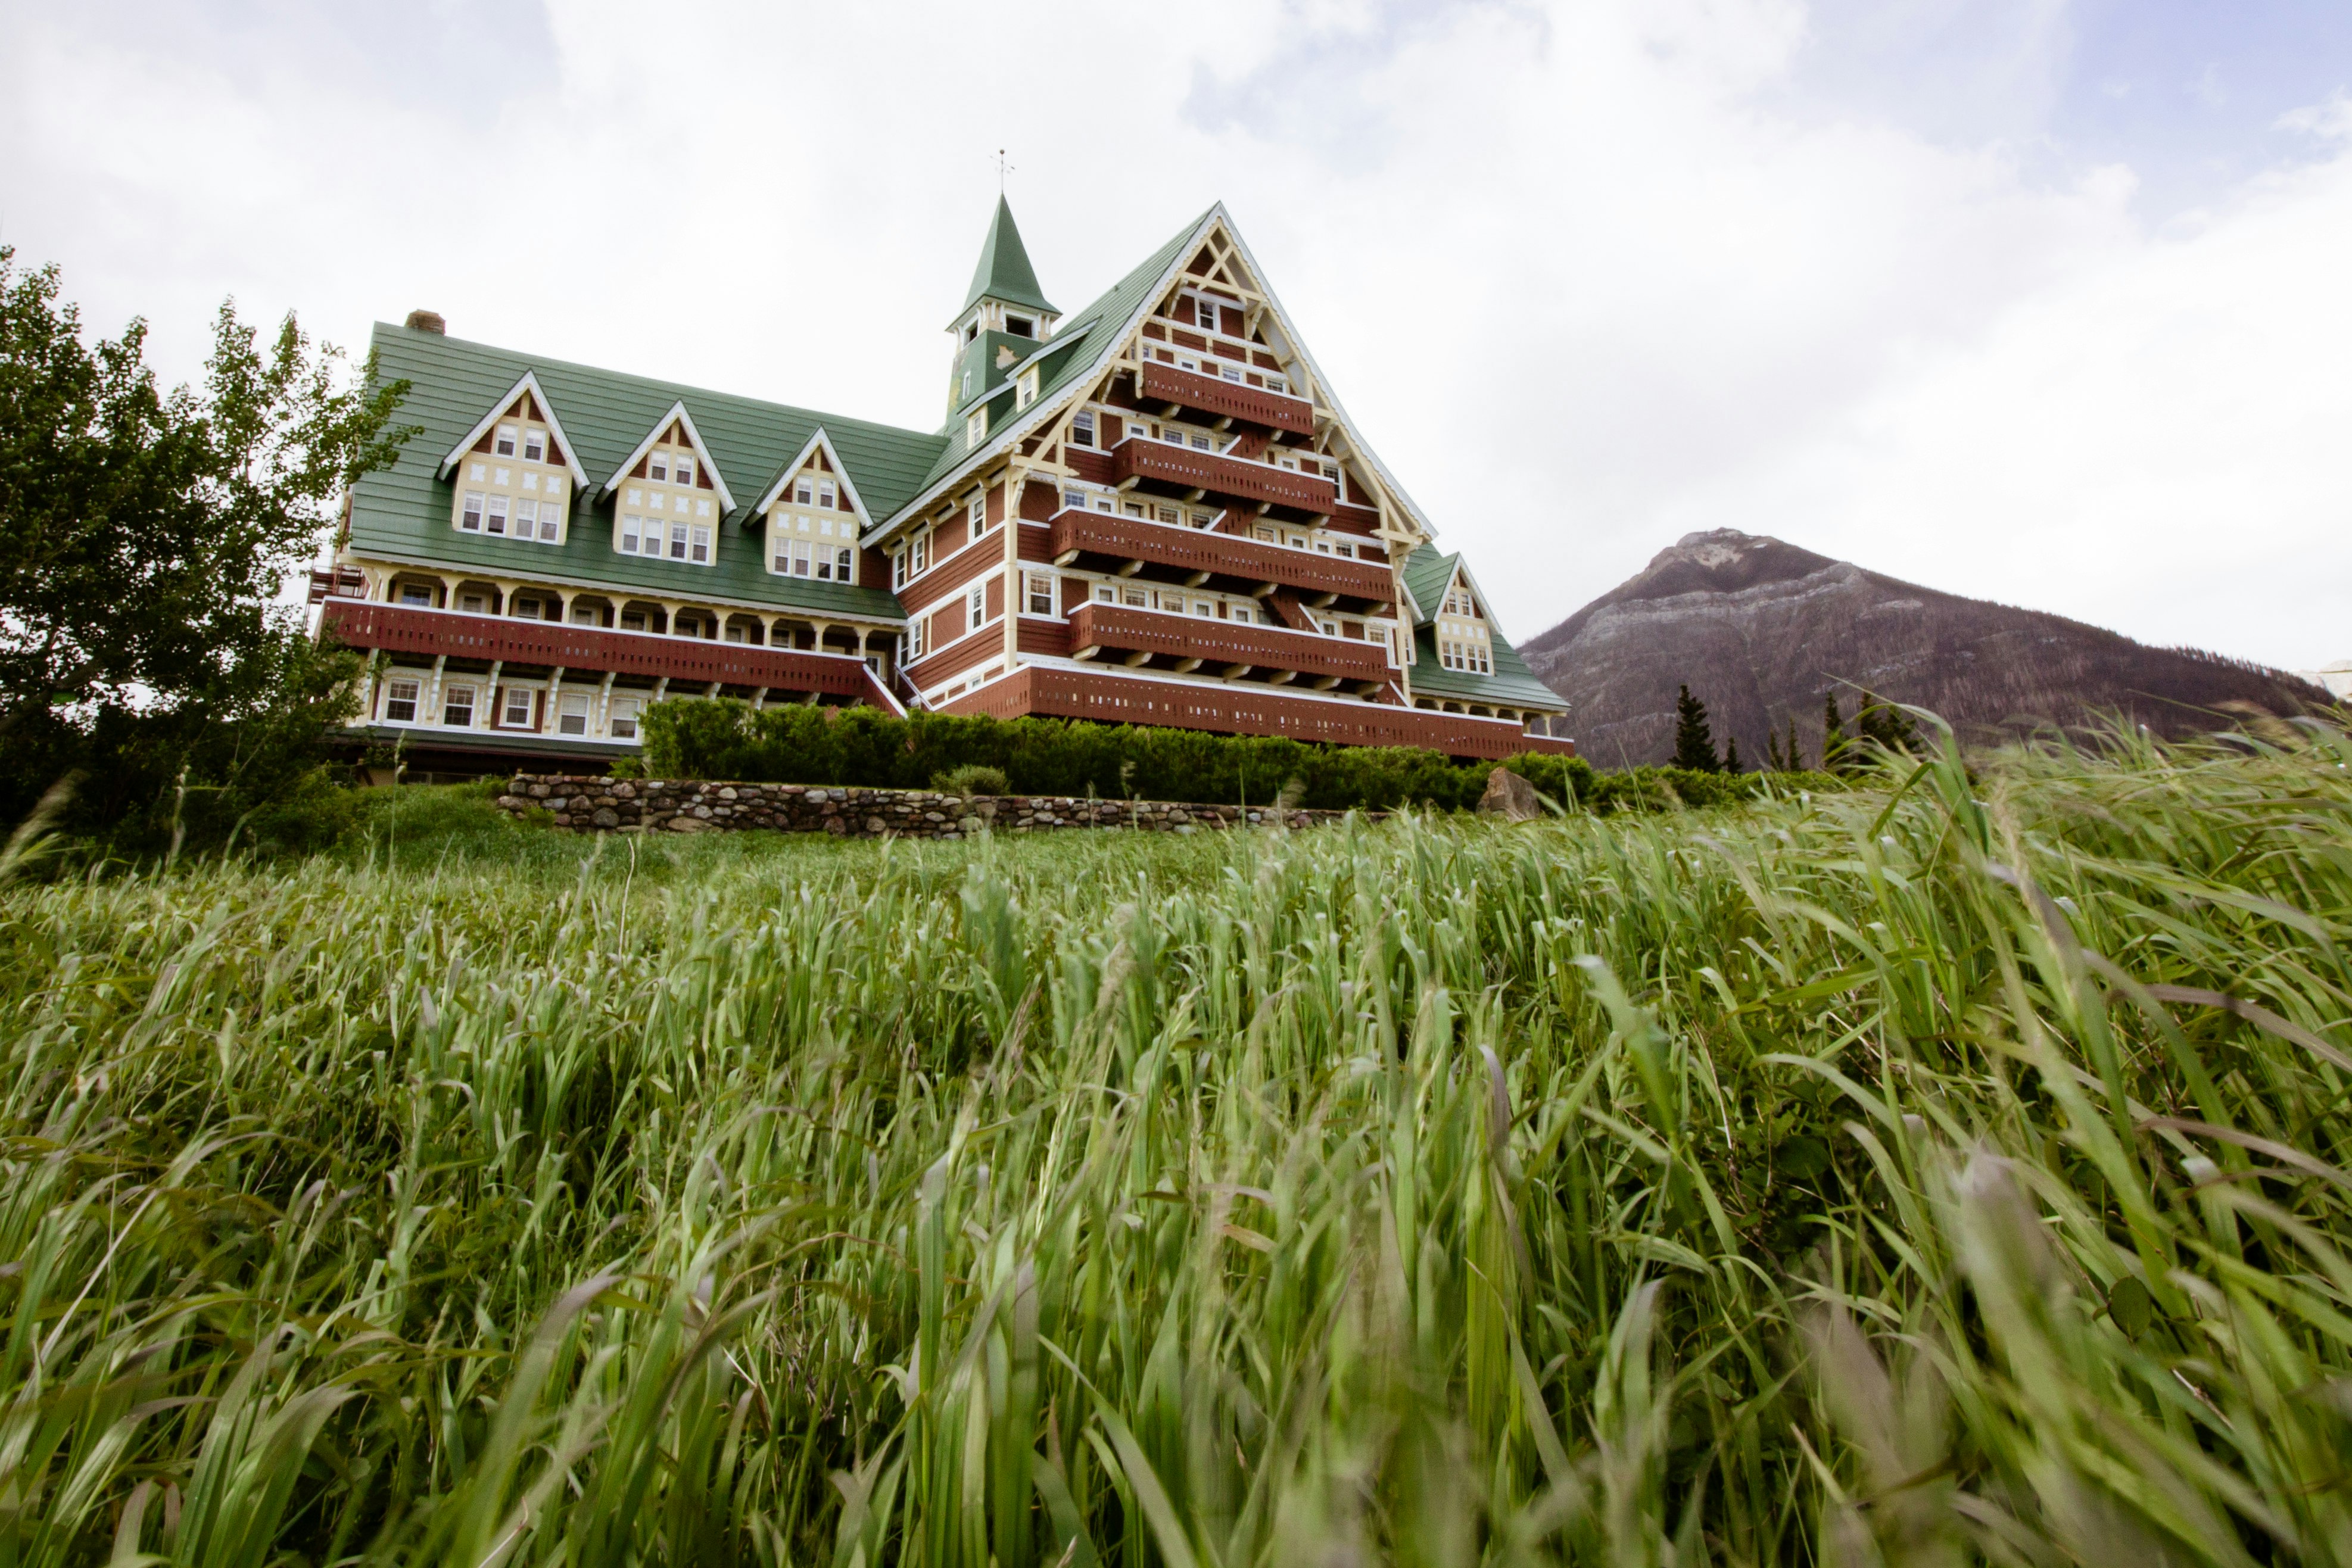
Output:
[968, 492, 986, 532]
[1015, 368, 1038, 409]
[674, 456, 694, 487]
[522, 431, 545, 462]
[965, 322, 979, 343]
[649, 454, 668, 482]
[818, 479, 837, 509]
[494, 425, 517, 457]
[794, 478, 813, 505]
[966, 409, 987, 448]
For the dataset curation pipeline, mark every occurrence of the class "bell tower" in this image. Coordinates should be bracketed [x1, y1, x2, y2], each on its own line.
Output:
[946, 196, 1059, 420]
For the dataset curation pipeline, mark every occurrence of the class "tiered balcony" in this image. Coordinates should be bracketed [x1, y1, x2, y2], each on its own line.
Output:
[1069, 603, 1391, 686]
[321, 600, 895, 705]
[942, 667, 1576, 760]
[1138, 361, 1316, 436]
[1049, 509, 1392, 603]
[1113, 438, 1339, 514]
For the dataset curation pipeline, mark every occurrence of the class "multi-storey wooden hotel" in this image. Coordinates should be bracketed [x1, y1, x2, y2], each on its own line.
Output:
[319, 201, 1571, 772]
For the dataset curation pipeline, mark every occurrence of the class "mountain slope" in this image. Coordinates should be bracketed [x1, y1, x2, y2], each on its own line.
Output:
[1521, 529, 2333, 766]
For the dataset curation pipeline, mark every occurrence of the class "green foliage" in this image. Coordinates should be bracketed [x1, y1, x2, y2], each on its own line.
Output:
[0, 247, 417, 853]
[932, 762, 1011, 796]
[1671, 682, 1720, 772]
[641, 698, 1809, 815]
[1822, 689, 1851, 772]
[3, 721, 2350, 1563]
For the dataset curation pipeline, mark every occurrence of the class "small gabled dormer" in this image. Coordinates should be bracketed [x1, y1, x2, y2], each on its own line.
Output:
[1434, 567, 1494, 675]
[754, 431, 867, 585]
[604, 404, 734, 566]
[946, 196, 1060, 426]
[438, 372, 587, 547]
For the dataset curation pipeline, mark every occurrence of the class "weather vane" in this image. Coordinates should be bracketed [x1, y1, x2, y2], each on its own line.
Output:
[993, 148, 1014, 192]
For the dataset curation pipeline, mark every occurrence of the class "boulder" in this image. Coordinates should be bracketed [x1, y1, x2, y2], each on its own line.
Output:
[1477, 766, 1545, 822]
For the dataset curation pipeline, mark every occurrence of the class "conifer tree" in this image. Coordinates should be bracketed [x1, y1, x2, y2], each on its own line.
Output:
[1822, 692, 1849, 773]
[1673, 685, 1720, 772]
[1857, 691, 1920, 755]
[1767, 727, 1786, 772]
[1785, 718, 1805, 772]
[1724, 734, 1743, 773]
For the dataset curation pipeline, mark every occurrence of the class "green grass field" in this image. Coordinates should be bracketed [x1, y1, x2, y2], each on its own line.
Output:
[4, 725, 2349, 1566]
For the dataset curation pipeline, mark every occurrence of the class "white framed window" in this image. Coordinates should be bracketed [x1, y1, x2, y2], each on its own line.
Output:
[892, 549, 906, 587]
[558, 693, 589, 735]
[1094, 494, 1114, 513]
[1220, 363, 1243, 384]
[724, 624, 746, 644]
[1335, 541, 1353, 558]
[969, 492, 986, 532]
[908, 617, 926, 660]
[1026, 573, 1054, 615]
[571, 606, 596, 626]
[690, 525, 711, 564]
[502, 687, 534, 727]
[442, 684, 476, 727]
[494, 425, 516, 457]
[1063, 487, 1085, 513]
[668, 523, 688, 560]
[966, 409, 986, 448]
[649, 453, 668, 482]
[835, 547, 853, 581]
[523, 430, 545, 462]
[1095, 585, 1114, 603]
[912, 532, 930, 573]
[967, 583, 985, 632]
[622, 516, 642, 553]
[818, 479, 837, 509]
[790, 541, 811, 576]
[676, 456, 695, 487]
[515, 498, 537, 535]
[1071, 410, 1095, 447]
[459, 593, 485, 613]
[485, 495, 509, 534]
[1195, 600, 1214, 618]
[1015, 369, 1038, 409]
[398, 583, 433, 607]
[795, 478, 814, 505]
[609, 697, 640, 740]
[382, 678, 419, 721]
[1266, 373, 1288, 394]
[1163, 426, 1184, 445]
[460, 492, 484, 531]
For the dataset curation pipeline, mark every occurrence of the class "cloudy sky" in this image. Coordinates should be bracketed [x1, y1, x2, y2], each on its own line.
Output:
[4, 0, 2347, 668]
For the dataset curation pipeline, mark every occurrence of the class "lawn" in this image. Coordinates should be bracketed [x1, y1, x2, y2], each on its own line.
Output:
[3, 725, 2348, 1565]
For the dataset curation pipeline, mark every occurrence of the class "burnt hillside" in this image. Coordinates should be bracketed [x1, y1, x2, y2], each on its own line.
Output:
[1521, 529, 2334, 766]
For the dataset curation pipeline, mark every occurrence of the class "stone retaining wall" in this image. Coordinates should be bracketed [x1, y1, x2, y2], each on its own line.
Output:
[497, 775, 1366, 839]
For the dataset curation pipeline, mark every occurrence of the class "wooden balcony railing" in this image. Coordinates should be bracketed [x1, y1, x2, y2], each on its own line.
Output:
[1069, 603, 1391, 685]
[941, 667, 1575, 760]
[322, 600, 895, 705]
[1113, 438, 1339, 514]
[1049, 510, 1392, 603]
[1138, 361, 1316, 436]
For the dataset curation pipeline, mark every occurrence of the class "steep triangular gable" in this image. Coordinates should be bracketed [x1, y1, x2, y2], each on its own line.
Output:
[750, 429, 876, 530]
[599, 401, 737, 511]
[877, 203, 1439, 556]
[435, 370, 590, 488]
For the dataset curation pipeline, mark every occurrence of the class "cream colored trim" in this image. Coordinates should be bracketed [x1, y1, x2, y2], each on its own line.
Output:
[598, 401, 739, 511]
[749, 428, 875, 528]
[436, 371, 591, 488]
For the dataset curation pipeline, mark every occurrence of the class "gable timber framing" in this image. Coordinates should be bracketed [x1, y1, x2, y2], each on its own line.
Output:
[436, 370, 593, 490]
[750, 428, 877, 532]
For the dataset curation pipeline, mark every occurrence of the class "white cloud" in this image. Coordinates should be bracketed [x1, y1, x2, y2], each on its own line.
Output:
[2, 0, 2344, 666]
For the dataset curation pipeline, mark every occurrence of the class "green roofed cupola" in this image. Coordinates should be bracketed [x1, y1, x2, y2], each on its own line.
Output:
[947, 196, 1060, 419]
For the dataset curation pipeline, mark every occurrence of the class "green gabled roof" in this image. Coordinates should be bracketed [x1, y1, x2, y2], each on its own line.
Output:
[351, 323, 945, 619]
[1401, 545, 1460, 626]
[1410, 626, 1565, 710]
[916, 206, 1214, 493]
[961, 196, 1057, 317]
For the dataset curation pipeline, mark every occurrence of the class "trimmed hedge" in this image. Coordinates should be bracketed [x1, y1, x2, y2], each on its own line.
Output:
[640, 699, 1843, 815]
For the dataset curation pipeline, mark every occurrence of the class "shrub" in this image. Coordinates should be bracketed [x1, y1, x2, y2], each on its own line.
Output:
[932, 763, 1011, 796]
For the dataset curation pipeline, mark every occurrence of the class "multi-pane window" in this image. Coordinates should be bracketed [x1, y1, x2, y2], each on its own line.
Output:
[649, 453, 668, 482]
[966, 409, 986, 448]
[443, 684, 476, 727]
[461, 492, 485, 530]
[911, 532, 930, 574]
[622, 516, 644, 553]
[831, 547, 853, 581]
[558, 694, 590, 735]
[907, 618, 926, 660]
[892, 549, 907, 587]
[675, 456, 694, 487]
[1026, 573, 1053, 615]
[967, 584, 985, 633]
[400, 583, 434, 607]
[494, 425, 517, 457]
[502, 688, 534, 727]
[610, 697, 640, 740]
[690, 526, 711, 564]
[383, 678, 419, 722]
[818, 479, 836, 509]
[486, 495, 509, 534]
[968, 493, 986, 533]
[523, 431, 545, 462]
[1071, 410, 1095, 447]
[794, 478, 813, 505]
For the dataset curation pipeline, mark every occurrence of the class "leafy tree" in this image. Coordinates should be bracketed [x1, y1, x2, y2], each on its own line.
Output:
[1672, 684, 1721, 772]
[1822, 691, 1851, 774]
[0, 247, 416, 849]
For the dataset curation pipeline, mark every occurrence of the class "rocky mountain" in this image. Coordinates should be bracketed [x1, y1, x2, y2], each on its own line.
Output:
[1520, 530, 2335, 767]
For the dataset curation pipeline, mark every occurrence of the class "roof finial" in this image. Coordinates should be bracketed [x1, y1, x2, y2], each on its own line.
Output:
[993, 148, 1014, 193]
